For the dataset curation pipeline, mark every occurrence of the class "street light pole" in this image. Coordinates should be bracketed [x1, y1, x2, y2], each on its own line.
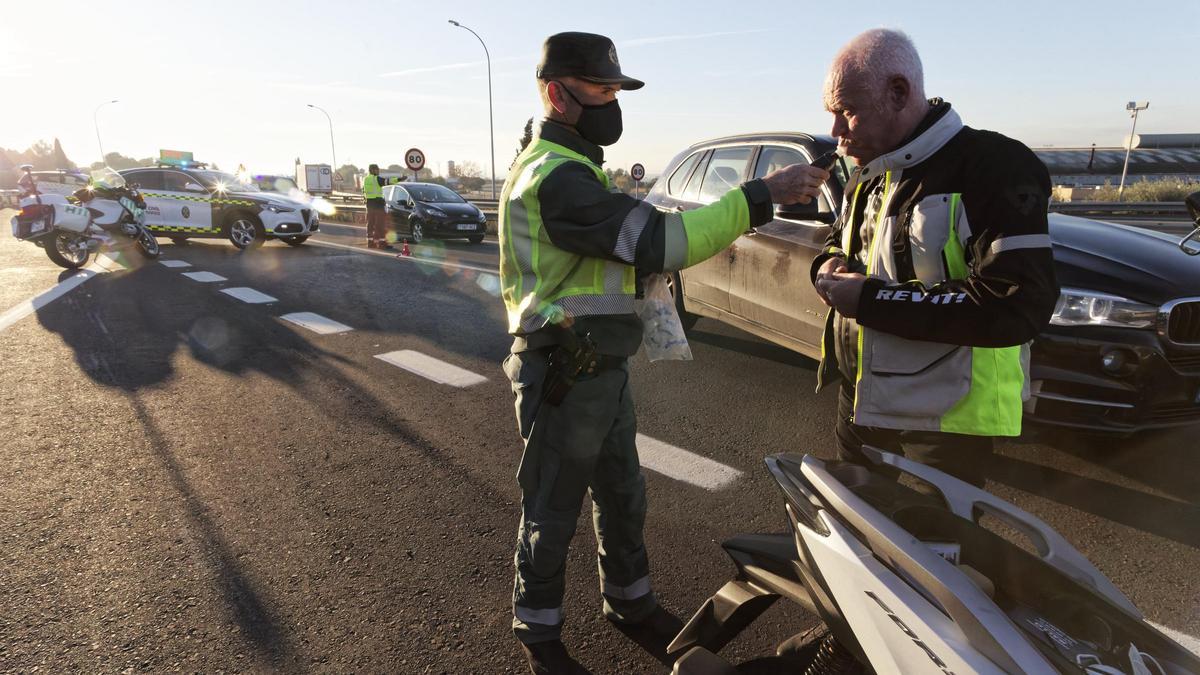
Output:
[449, 20, 496, 200]
[94, 99, 118, 166]
[307, 104, 338, 184]
[1118, 101, 1149, 201]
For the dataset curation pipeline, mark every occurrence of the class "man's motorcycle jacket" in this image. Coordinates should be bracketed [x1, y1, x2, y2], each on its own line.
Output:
[812, 100, 1059, 436]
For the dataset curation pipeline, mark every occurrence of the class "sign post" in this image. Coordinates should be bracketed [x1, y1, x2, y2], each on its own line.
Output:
[630, 163, 645, 199]
[405, 148, 426, 182]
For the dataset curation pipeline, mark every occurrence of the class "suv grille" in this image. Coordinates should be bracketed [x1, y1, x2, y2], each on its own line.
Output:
[1167, 352, 1200, 374]
[1150, 401, 1200, 424]
[1168, 301, 1200, 344]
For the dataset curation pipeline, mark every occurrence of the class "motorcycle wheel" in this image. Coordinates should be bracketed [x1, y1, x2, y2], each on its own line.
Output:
[44, 233, 91, 269]
[135, 227, 160, 258]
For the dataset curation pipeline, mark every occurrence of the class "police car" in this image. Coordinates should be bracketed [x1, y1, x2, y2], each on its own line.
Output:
[23, 170, 91, 197]
[120, 166, 319, 248]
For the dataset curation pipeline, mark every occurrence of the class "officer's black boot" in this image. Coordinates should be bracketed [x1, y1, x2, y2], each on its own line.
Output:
[518, 639, 588, 675]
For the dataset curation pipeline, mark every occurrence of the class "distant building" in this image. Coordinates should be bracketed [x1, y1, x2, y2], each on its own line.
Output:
[1035, 134, 1200, 187]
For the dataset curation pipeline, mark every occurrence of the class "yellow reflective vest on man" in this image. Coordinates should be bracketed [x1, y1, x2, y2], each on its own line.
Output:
[500, 120, 777, 356]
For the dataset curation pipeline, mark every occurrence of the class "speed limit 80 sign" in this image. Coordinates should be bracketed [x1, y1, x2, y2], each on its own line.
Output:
[405, 148, 426, 172]
[630, 163, 645, 181]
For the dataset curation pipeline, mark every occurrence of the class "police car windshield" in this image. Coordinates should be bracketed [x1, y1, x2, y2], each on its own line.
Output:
[411, 185, 464, 203]
[194, 171, 260, 192]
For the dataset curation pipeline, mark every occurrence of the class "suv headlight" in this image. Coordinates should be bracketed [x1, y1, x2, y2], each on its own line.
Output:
[264, 203, 295, 213]
[1051, 288, 1158, 329]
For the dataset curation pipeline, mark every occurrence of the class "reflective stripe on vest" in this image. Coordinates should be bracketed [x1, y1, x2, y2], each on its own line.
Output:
[362, 174, 382, 199]
[500, 138, 636, 333]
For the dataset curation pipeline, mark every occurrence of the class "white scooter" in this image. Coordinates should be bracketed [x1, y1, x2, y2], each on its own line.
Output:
[10, 164, 159, 269]
[670, 448, 1200, 674]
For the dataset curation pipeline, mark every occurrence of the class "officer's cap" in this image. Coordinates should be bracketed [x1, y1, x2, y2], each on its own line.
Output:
[536, 32, 644, 91]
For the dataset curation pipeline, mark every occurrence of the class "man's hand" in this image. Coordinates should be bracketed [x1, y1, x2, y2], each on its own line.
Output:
[818, 271, 867, 318]
[760, 163, 831, 205]
[813, 256, 848, 305]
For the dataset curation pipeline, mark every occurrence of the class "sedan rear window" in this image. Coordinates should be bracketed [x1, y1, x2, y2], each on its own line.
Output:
[667, 152, 703, 196]
[698, 147, 753, 203]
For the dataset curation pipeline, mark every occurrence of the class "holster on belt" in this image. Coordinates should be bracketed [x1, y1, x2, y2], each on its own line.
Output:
[539, 327, 624, 406]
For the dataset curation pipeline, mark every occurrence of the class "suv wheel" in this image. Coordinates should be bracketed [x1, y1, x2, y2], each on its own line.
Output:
[668, 271, 699, 330]
[228, 215, 265, 250]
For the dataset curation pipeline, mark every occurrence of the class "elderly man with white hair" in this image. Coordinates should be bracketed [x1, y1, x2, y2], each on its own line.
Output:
[811, 29, 1059, 487]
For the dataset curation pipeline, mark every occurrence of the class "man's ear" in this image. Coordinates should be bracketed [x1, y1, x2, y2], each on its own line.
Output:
[546, 81, 570, 115]
[886, 75, 911, 111]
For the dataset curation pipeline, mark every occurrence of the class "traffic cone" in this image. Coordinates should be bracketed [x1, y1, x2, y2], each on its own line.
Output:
[400, 239, 411, 257]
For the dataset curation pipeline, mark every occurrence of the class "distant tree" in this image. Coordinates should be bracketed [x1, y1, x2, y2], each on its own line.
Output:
[51, 138, 74, 169]
[456, 160, 483, 178]
[386, 163, 405, 172]
[512, 117, 534, 166]
[92, 152, 154, 170]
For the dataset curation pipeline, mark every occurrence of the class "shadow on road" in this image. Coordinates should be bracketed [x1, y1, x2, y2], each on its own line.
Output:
[988, 450, 1200, 548]
[30, 251, 521, 663]
[686, 328, 817, 371]
[127, 393, 299, 667]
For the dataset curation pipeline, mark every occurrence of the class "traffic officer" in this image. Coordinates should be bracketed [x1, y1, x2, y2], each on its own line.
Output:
[500, 31, 830, 673]
[362, 164, 391, 249]
[812, 29, 1059, 487]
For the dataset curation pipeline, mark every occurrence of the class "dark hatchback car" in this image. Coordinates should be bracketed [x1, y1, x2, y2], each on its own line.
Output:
[645, 132, 1200, 433]
[383, 182, 488, 244]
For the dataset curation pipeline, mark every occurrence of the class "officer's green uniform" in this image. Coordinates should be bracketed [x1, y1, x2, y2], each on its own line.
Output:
[500, 36, 777, 641]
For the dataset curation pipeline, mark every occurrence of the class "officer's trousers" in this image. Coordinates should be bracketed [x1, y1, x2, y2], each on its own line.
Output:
[503, 349, 656, 644]
[835, 382, 994, 488]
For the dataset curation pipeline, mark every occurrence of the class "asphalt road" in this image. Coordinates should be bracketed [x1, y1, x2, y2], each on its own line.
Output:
[1, 212, 1198, 673]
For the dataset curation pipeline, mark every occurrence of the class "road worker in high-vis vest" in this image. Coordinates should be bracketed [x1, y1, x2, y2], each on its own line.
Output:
[362, 164, 390, 249]
[498, 31, 831, 673]
[812, 29, 1059, 489]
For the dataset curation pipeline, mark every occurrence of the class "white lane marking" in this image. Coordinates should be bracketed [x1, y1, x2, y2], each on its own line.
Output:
[309, 239, 495, 274]
[281, 312, 352, 335]
[182, 271, 227, 282]
[374, 350, 487, 388]
[1149, 621, 1200, 658]
[159, 260, 191, 268]
[636, 433, 743, 491]
[221, 287, 278, 304]
[0, 270, 101, 333]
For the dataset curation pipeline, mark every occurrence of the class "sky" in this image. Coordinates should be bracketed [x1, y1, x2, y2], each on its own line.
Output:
[2, 0, 1197, 180]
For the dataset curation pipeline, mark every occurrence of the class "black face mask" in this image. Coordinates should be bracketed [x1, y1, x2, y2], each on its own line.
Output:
[554, 81, 623, 146]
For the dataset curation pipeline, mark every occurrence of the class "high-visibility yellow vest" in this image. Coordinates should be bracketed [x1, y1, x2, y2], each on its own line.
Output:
[362, 174, 383, 199]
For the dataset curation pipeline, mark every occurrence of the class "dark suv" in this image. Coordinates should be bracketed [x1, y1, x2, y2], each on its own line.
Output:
[383, 182, 487, 244]
[645, 132, 1200, 433]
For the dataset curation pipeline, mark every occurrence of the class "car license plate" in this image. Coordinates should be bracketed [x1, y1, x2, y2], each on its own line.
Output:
[456, 223, 475, 231]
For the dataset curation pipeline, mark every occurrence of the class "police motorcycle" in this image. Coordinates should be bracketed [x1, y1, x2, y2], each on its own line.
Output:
[10, 165, 159, 269]
[668, 447, 1200, 674]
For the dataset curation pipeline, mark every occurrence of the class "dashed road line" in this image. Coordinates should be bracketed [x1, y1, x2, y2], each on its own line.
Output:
[0, 269, 102, 333]
[221, 287, 277, 304]
[182, 271, 227, 283]
[636, 433, 743, 490]
[281, 312, 352, 335]
[1149, 621, 1200, 658]
[374, 350, 487, 388]
[159, 260, 192, 268]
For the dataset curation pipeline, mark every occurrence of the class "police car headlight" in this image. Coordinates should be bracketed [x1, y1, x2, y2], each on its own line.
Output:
[1051, 288, 1157, 329]
[264, 204, 295, 213]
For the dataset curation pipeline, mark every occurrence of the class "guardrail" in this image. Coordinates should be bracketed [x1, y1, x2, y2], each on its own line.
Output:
[1048, 201, 1190, 219]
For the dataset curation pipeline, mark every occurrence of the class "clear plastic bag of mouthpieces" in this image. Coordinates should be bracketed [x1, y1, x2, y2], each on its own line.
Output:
[636, 274, 693, 362]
